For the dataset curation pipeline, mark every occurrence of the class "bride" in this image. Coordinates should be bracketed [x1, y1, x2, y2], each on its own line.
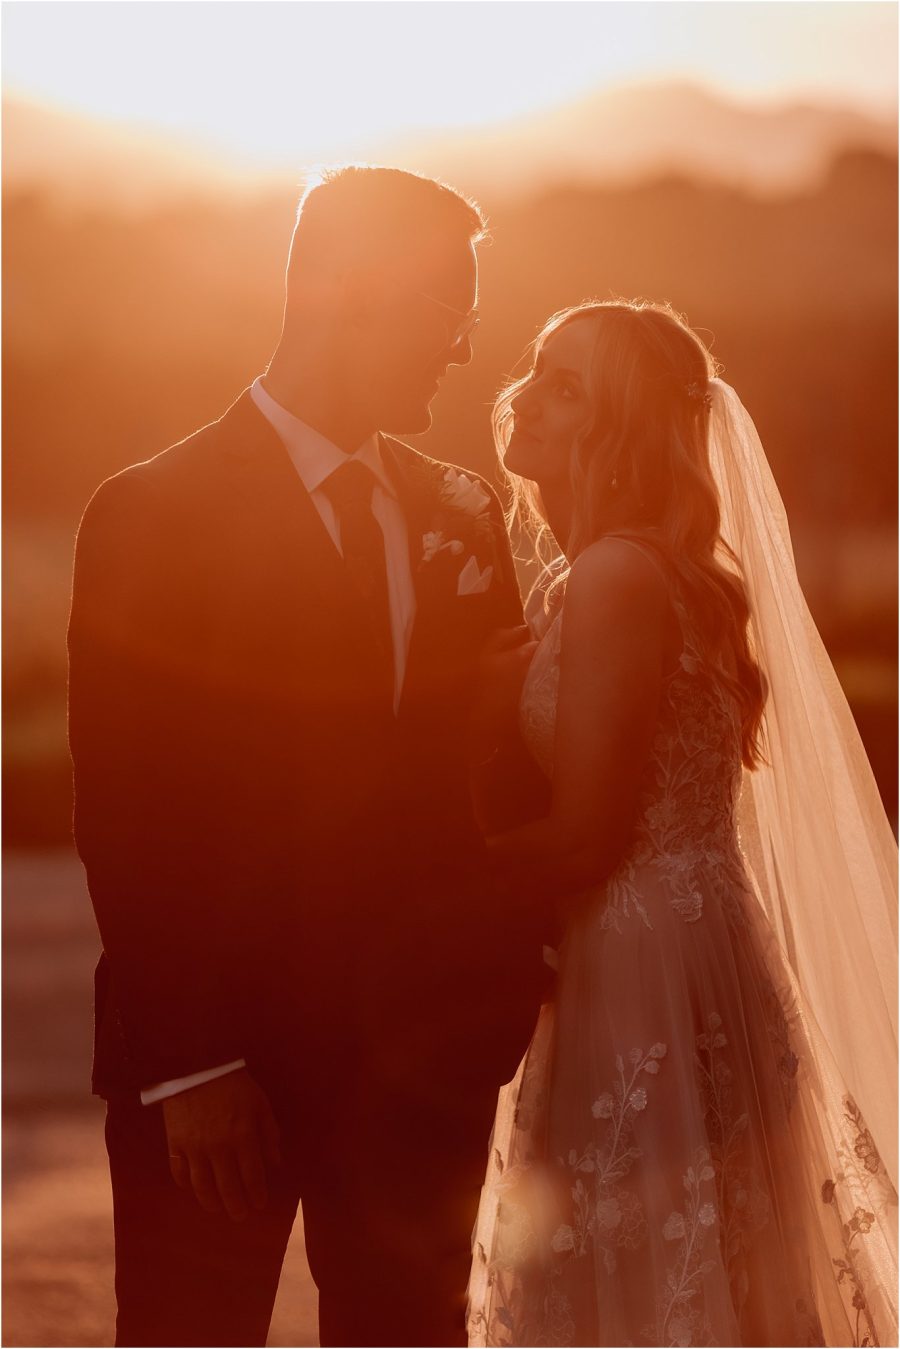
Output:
[467, 300, 897, 1347]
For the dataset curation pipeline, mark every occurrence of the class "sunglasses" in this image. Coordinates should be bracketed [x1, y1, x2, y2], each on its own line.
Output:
[415, 289, 480, 348]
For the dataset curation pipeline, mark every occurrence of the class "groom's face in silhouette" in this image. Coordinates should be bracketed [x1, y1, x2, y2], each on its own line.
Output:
[350, 239, 479, 435]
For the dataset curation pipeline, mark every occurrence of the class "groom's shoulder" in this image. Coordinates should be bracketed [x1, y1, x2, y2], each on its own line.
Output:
[83, 389, 257, 522]
[380, 435, 503, 511]
[114, 393, 249, 494]
[381, 434, 494, 485]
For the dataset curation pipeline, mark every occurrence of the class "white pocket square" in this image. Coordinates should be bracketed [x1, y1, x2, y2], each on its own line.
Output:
[457, 556, 493, 596]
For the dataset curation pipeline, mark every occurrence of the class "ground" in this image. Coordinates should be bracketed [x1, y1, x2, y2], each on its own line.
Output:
[3, 850, 318, 1347]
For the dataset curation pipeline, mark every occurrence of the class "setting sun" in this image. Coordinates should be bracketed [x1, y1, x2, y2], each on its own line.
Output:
[3, 1, 897, 172]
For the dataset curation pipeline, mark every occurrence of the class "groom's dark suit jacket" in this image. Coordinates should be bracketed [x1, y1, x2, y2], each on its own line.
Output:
[68, 389, 548, 1106]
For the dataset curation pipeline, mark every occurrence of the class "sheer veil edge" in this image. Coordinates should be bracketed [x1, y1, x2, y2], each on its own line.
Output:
[710, 380, 898, 1193]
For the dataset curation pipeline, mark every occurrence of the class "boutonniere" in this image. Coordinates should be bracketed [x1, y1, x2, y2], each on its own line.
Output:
[420, 468, 495, 568]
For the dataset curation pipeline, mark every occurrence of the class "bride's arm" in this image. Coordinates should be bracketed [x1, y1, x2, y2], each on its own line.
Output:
[486, 537, 668, 899]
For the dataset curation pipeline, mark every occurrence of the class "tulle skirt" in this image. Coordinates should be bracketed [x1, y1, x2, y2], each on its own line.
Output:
[467, 861, 897, 1347]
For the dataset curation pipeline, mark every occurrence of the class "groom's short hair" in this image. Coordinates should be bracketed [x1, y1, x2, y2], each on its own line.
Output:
[286, 165, 487, 291]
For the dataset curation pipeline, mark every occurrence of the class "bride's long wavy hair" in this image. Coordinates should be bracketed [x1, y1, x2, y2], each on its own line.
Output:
[494, 299, 767, 768]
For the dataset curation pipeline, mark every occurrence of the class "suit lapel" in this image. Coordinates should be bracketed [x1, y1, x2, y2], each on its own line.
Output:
[380, 436, 509, 718]
[216, 390, 394, 709]
[378, 434, 437, 604]
[379, 436, 452, 712]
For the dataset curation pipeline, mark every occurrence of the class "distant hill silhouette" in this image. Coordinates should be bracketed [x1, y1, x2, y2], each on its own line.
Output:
[2, 93, 279, 209]
[378, 80, 899, 198]
[3, 124, 897, 841]
[4, 80, 897, 206]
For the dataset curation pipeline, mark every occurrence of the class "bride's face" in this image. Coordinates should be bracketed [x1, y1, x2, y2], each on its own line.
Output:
[504, 317, 596, 488]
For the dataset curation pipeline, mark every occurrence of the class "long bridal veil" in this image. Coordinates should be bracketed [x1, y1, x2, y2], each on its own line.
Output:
[709, 380, 897, 1339]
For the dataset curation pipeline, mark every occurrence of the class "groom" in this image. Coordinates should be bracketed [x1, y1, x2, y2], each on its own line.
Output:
[68, 167, 547, 1348]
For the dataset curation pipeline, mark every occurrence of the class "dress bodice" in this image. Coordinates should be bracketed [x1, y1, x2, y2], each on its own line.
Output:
[519, 561, 748, 926]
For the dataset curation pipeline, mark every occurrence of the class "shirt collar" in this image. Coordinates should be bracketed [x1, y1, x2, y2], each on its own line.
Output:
[250, 375, 395, 498]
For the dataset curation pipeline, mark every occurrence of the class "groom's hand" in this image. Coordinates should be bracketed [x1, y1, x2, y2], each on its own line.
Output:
[162, 1068, 282, 1222]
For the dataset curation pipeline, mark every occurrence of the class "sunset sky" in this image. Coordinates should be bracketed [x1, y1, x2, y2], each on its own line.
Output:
[3, 1, 896, 169]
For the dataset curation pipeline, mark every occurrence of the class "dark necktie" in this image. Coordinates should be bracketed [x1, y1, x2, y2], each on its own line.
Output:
[321, 459, 394, 690]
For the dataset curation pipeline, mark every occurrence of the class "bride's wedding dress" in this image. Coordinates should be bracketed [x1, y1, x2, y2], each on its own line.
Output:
[467, 537, 897, 1348]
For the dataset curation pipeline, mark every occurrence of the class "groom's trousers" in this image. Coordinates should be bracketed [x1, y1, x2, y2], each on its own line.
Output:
[105, 1059, 506, 1348]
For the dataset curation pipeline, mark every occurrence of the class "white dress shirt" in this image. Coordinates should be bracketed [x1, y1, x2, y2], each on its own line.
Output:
[140, 377, 418, 1106]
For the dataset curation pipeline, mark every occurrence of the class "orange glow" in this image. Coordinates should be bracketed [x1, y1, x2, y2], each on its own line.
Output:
[4, 7, 897, 1342]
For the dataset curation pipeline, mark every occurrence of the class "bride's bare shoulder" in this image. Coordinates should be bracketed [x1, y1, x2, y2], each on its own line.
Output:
[565, 537, 669, 624]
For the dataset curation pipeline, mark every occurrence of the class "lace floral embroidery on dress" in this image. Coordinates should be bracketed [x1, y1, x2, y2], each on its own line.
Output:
[820, 1095, 895, 1348]
[483, 1036, 773, 1349]
[760, 967, 801, 1108]
[518, 612, 562, 783]
[605, 608, 748, 931]
[694, 1015, 770, 1311]
[519, 584, 750, 936]
[480, 1043, 666, 1347]
[479, 1016, 828, 1348]
[550, 1043, 667, 1273]
[645, 1146, 719, 1348]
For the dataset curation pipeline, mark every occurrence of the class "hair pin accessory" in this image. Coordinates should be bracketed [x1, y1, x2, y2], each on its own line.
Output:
[686, 381, 713, 410]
